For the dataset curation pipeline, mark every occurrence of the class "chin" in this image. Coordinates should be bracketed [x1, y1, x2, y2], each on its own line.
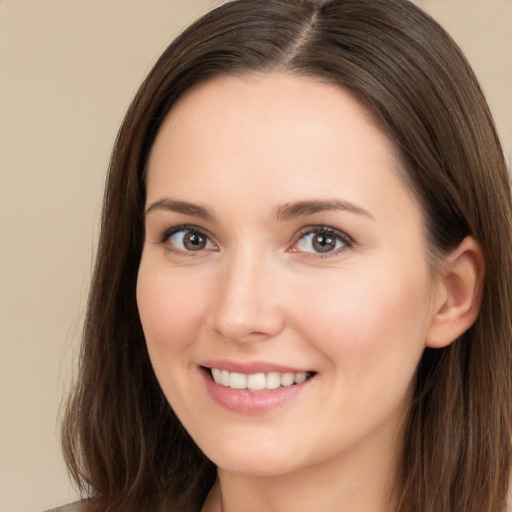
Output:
[199, 436, 304, 478]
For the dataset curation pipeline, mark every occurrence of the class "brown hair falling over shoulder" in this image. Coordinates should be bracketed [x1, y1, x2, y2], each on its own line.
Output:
[61, 1, 512, 511]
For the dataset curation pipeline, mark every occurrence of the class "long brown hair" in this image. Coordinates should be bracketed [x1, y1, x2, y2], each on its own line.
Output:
[62, 1, 512, 511]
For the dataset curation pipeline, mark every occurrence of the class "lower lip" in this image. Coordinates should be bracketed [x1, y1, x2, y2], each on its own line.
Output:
[200, 368, 313, 414]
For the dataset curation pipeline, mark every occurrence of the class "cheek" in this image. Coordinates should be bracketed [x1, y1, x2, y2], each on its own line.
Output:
[290, 265, 432, 378]
[136, 266, 215, 418]
[136, 268, 207, 358]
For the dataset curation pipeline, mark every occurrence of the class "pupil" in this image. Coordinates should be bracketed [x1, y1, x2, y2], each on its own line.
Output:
[184, 231, 206, 250]
[313, 234, 335, 253]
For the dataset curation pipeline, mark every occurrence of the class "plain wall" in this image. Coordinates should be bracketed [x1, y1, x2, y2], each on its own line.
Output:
[0, 2, 215, 511]
[0, 1, 510, 511]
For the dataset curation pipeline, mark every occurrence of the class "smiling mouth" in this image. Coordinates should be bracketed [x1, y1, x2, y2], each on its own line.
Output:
[204, 367, 316, 392]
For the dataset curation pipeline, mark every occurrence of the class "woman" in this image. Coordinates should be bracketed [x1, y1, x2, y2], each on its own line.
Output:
[59, 0, 512, 511]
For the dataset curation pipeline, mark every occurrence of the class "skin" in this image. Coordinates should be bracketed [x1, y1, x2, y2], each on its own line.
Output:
[136, 73, 456, 512]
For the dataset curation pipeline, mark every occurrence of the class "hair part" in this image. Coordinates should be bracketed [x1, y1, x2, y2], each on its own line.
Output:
[62, 1, 512, 511]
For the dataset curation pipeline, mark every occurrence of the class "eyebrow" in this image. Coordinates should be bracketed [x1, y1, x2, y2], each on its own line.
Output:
[274, 199, 374, 221]
[144, 198, 373, 222]
[145, 198, 214, 220]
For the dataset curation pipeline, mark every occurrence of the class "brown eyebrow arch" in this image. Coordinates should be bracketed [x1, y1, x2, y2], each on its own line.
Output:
[275, 199, 374, 221]
[145, 198, 214, 220]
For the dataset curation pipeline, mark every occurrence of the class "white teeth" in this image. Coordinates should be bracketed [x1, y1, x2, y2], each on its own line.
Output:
[266, 372, 281, 390]
[295, 372, 307, 384]
[209, 368, 310, 391]
[229, 372, 247, 389]
[280, 373, 295, 387]
[211, 368, 221, 383]
[247, 373, 266, 391]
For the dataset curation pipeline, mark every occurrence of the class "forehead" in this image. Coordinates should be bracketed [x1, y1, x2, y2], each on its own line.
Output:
[153, 73, 387, 155]
[146, 72, 418, 222]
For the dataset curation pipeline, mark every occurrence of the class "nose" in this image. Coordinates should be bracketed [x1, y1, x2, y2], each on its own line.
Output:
[206, 248, 285, 344]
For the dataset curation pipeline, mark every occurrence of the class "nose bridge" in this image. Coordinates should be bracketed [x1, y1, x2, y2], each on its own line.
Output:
[208, 243, 284, 342]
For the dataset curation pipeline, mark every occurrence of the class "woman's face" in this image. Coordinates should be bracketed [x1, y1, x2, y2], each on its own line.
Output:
[137, 73, 439, 478]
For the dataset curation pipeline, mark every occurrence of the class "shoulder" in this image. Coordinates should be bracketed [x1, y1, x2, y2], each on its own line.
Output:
[43, 502, 85, 512]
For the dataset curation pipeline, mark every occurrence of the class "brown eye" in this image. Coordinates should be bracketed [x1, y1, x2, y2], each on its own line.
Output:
[183, 231, 207, 250]
[168, 228, 214, 252]
[312, 233, 337, 253]
[295, 227, 351, 255]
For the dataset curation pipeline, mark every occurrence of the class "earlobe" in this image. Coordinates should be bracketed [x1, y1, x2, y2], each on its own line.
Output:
[426, 236, 485, 349]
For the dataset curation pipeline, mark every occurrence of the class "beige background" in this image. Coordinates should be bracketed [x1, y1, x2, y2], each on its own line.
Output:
[0, 1, 510, 511]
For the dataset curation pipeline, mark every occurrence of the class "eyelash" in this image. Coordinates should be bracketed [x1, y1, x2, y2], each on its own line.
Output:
[293, 225, 353, 258]
[158, 224, 215, 255]
[157, 224, 353, 257]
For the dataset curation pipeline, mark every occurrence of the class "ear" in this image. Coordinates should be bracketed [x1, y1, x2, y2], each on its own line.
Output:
[426, 236, 485, 349]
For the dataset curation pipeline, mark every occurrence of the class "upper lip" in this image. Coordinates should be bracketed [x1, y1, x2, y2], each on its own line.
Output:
[200, 359, 312, 374]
